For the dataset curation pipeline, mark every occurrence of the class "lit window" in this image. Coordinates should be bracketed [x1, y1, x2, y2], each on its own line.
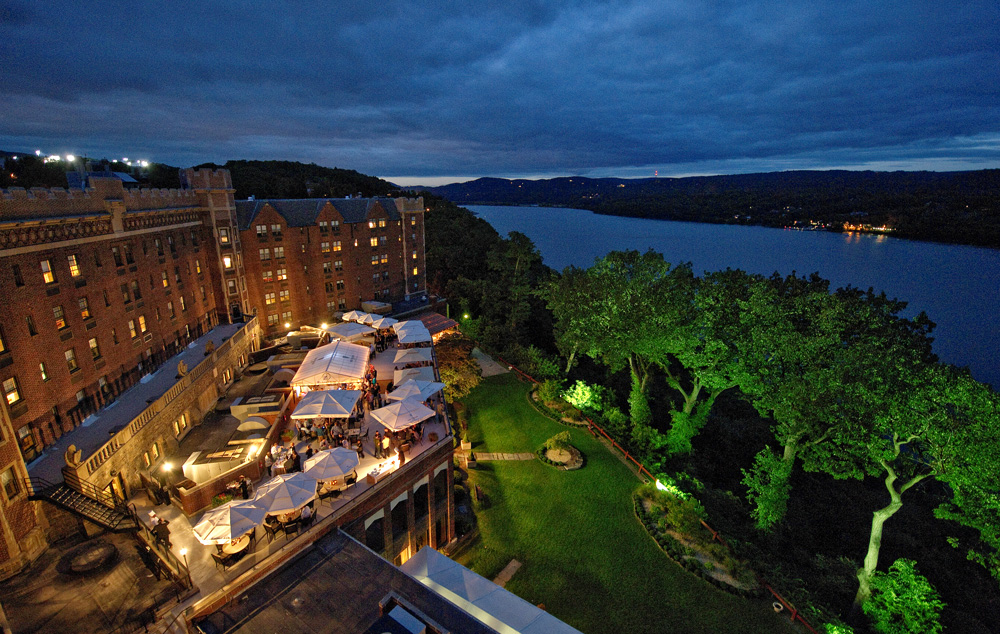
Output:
[380, 254, 388, 264]
[281, 311, 292, 322]
[1, 468, 20, 500]
[321, 242, 330, 253]
[195, 259, 202, 274]
[0, 326, 5, 351]
[378, 219, 386, 228]
[79, 296, 91, 319]
[265, 292, 276, 305]
[333, 241, 342, 252]
[267, 314, 278, 325]
[143, 452, 151, 467]
[276, 268, 287, 281]
[368, 220, 376, 229]
[371, 255, 379, 266]
[412, 250, 417, 260]
[160, 271, 168, 287]
[138, 315, 147, 333]
[65, 348, 79, 372]
[151, 442, 160, 459]
[128, 320, 137, 338]
[179, 296, 186, 311]
[370, 237, 378, 247]
[89, 337, 101, 360]
[3, 377, 21, 405]
[223, 255, 233, 270]
[411, 216, 417, 226]
[219, 228, 230, 244]
[67, 254, 81, 277]
[413, 267, 419, 276]
[53, 305, 67, 330]
[40, 259, 56, 284]
[40, 362, 49, 381]
[262, 270, 273, 282]
[279, 290, 290, 302]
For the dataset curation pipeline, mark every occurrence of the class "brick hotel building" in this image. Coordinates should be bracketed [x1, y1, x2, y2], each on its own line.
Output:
[0, 168, 427, 579]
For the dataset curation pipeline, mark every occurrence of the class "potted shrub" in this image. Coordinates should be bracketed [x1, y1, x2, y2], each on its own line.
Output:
[460, 431, 472, 451]
[467, 452, 477, 469]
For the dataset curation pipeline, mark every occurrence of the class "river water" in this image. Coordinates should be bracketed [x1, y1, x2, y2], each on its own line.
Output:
[468, 205, 1000, 388]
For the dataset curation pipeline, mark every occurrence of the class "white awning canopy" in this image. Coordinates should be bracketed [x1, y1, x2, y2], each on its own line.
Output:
[397, 328, 432, 344]
[393, 366, 436, 386]
[290, 389, 361, 419]
[401, 547, 583, 634]
[371, 397, 436, 431]
[291, 340, 370, 390]
[371, 316, 398, 330]
[389, 379, 446, 402]
[324, 321, 376, 342]
[393, 347, 433, 365]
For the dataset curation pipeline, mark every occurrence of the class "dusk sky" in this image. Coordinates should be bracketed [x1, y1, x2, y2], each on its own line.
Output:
[2, 1, 998, 186]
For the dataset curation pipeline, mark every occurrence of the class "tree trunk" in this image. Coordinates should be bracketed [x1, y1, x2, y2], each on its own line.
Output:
[852, 450, 930, 611]
[564, 349, 577, 374]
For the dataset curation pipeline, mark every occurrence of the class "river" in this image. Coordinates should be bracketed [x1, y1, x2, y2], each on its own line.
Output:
[468, 205, 1000, 388]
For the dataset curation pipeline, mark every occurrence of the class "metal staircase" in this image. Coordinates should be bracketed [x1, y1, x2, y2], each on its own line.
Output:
[26, 477, 139, 533]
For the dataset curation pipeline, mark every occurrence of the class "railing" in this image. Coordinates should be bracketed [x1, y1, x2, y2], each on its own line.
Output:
[487, 348, 822, 634]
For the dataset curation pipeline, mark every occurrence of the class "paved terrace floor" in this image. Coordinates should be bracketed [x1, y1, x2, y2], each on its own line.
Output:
[27, 323, 246, 483]
[134, 412, 450, 603]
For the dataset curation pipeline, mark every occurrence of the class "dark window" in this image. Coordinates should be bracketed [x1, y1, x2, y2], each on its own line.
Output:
[12, 264, 23, 287]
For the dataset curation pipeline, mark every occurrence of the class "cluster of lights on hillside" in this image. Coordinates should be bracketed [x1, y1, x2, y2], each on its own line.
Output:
[9, 150, 150, 168]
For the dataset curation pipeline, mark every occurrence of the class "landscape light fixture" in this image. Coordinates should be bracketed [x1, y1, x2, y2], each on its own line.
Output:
[162, 462, 173, 472]
[285, 322, 291, 328]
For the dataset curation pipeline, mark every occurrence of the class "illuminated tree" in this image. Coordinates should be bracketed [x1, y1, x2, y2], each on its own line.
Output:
[862, 559, 945, 634]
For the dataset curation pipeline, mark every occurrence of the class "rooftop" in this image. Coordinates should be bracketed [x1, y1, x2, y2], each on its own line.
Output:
[27, 322, 246, 483]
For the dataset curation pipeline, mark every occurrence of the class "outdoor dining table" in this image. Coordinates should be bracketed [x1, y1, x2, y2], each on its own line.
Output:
[222, 534, 251, 555]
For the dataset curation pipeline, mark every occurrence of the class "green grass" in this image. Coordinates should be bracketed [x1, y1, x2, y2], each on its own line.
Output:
[455, 373, 793, 634]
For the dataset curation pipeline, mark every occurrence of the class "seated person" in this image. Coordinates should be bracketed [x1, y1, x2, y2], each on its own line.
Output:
[301, 505, 313, 522]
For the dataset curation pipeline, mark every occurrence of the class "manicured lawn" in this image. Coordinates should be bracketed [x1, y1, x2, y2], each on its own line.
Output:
[456, 373, 793, 634]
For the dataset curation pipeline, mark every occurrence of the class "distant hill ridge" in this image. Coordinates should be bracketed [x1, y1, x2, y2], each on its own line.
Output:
[423, 170, 1000, 247]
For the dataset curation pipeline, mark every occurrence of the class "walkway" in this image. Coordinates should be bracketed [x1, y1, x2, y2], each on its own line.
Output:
[471, 348, 509, 377]
[470, 452, 534, 461]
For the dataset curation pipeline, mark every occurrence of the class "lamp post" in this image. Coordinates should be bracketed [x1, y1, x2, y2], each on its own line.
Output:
[179, 547, 192, 589]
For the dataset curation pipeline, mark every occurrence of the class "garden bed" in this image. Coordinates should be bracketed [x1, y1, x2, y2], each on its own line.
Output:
[634, 490, 759, 598]
[535, 444, 584, 470]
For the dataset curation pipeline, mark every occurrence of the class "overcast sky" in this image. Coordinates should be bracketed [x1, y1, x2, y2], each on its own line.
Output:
[2, 1, 998, 185]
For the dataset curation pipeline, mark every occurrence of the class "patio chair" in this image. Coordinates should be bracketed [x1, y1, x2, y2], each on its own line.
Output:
[283, 519, 300, 539]
[211, 552, 232, 571]
[344, 472, 357, 486]
[318, 488, 341, 505]
[263, 522, 279, 543]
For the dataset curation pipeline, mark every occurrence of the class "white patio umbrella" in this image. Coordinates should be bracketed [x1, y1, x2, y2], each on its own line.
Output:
[303, 447, 360, 481]
[291, 389, 361, 419]
[393, 366, 436, 385]
[397, 328, 432, 344]
[359, 313, 376, 325]
[342, 310, 368, 322]
[393, 320, 427, 333]
[254, 472, 318, 515]
[371, 397, 436, 432]
[326, 321, 376, 341]
[388, 379, 446, 402]
[371, 316, 398, 330]
[193, 499, 267, 545]
[393, 348, 433, 365]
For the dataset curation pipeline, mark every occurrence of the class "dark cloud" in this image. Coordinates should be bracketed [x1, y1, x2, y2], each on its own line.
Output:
[1, 0, 998, 182]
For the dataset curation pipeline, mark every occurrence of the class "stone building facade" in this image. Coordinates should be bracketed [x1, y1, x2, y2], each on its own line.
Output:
[0, 168, 252, 577]
[235, 197, 426, 337]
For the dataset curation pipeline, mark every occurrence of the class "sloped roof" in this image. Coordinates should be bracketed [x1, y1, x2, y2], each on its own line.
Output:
[401, 547, 583, 634]
[235, 197, 400, 230]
